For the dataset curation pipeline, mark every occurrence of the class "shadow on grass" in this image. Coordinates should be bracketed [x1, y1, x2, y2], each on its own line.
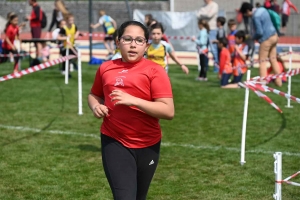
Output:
[78, 144, 101, 152]
[1, 81, 65, 147]
[249, 113, 286, 148]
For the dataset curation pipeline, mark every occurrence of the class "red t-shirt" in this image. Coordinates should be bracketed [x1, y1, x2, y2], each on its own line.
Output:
[2, 24, 19, 50]
[219, 47, 232, 75]
[90, 58, 173, 148]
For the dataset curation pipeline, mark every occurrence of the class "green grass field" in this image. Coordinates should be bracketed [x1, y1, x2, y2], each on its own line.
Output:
[1, 60, 300, 200]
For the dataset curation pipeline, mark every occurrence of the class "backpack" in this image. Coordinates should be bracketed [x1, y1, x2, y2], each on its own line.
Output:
[39, 7, 47, 29]
[266, 8, 281, 33]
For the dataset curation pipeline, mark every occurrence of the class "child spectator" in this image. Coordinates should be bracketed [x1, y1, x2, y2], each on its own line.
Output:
[0, 14, 21, 75]
[267, 55, 287, 82]
[90, 10, 117, 57]
[192, 19, 210, 81]
[146, 23, 189, 74]
[217, 38, 233, 88]
[52, 19, 66, 40]
[216, 16, 226, 41]
[227, 19, 238, 58]
[57, 14, 79, 76]
[232, 31, 248, 82]
[281, 0, 299, 35]
[41, 42, 50, 62]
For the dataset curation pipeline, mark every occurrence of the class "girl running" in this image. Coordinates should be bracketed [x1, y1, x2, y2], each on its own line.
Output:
[0, 14, 21, 75]
[88, 20, 174, 200]
[146, 22, 189, 74]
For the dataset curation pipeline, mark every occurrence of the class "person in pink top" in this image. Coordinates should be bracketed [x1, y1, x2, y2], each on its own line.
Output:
[281, 0, 299, 35]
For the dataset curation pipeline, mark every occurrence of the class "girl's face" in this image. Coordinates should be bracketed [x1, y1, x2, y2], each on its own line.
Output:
[59, 20, 66, 28]
[67, 17, 74, 25]
[11, 17, 18, 26]
[117, 25, 148, 63]
[151, 28, 163, 44]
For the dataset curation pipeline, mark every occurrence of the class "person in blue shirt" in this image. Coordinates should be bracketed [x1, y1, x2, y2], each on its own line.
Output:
[192, 19, 210, 81]
[239, 2, 282, 87]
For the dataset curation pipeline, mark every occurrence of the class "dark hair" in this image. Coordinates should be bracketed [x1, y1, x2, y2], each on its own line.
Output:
[113, 28, 118, 42]
[145, 14, 156, 27]
[150, 22, 165, 33]
[235, 30, 246, 41]
[4, 14, 18, 33]
[255, 2, 261, 8]
[217, 16, 226, 26]
[7, 12, 15, 20]
[228, 19, 236, 27]
[198, 19, 210, 32]
[240, 2, 253, 14]
[218, 38, 228, 47]
[118, 21, 149, 42]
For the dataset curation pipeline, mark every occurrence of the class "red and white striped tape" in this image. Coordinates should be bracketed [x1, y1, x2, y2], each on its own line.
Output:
[276, 171, 300, 186]
[240, 82, 282, 113]
[251, 68, 300, 82]
[0, 55, 77, 82]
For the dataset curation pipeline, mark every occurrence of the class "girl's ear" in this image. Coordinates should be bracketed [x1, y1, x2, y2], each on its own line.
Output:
[145, 43, 150, 52]
[116, 39, 120, 48]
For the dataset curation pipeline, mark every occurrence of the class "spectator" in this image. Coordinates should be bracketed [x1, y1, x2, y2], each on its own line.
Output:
[197, 0, 219, 73]
[0, 14, 21, 75]
[227, 19, 238, 59]
[88, 20, 174, 200]
[217, 38, 232, 88]
[267, 55, 287, 82]
[57, 14, 79, 76]
[48, 0, 69, 33]
[91, 10, 117, 56]
[144, 14, 157, 29]
[281, 0, 299, 35]
[192, 19, 210, 81]
[146, 23, 189, 74]
[52, 19, 66, 40]
[272, 0, 281, 14]
[256, 2, 262, 8]
[26, 0, 42, 58]
[231, 30, 248, 85]
[240, 2, 282, 87]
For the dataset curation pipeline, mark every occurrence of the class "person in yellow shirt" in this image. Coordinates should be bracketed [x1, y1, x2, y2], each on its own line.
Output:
[146, 23, 189, 74]
[57, 13, 79, 76]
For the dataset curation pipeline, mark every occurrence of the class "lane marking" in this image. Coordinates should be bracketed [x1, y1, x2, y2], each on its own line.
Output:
[1, 124, 300, 157]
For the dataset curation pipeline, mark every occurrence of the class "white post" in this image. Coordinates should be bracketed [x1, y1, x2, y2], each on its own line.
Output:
[286, 46, 293, 108]
[273, 152, 282, 200]
[240, 70, 251, 166]
[17, 39, 21, 71]
[170, 0, 174, 12]
[65, 37, 70, 85]
[77, 49, 83, 115]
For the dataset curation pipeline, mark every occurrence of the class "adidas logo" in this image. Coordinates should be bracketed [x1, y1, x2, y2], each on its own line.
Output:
[149, 160, 155, 165]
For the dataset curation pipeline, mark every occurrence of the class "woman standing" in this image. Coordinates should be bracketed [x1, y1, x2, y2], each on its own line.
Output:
[88, 21, 174, 200]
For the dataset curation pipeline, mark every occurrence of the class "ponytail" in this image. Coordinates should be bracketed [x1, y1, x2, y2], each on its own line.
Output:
[4, 14, 17, 33]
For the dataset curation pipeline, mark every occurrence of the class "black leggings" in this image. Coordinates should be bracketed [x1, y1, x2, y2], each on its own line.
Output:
[101, 134, 160, 200]
[0, 49, 19, 71]
[199, 54, 208, 78]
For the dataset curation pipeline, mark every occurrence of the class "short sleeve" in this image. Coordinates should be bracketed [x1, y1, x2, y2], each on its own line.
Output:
[162, 41, 173, 54]
[150, 65, 173, 99]
[59, 28, 66, 36]
[98, 17, 104, 25]
[242, 45, 249, 55]
[90, 66, 104, 98]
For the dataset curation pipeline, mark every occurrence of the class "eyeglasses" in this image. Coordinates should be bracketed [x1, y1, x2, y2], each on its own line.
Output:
[120, 36, 147, 46]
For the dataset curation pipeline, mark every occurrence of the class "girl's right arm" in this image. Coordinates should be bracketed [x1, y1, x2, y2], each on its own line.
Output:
[88, 93, 108, 118]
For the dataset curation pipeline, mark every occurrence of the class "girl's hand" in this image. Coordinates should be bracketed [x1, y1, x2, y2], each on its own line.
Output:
[181, 65, 189, 74]
[93, 104, 108, 118]
[110, 90, 138, 106]
[191, 36, 196, 41]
